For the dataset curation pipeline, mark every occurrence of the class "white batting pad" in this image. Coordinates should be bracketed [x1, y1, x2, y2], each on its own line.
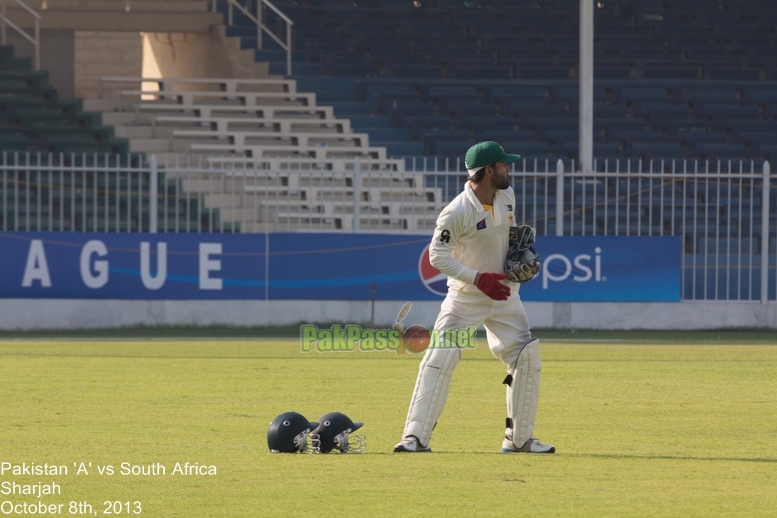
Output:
[506, 337, 541, 447]
[403, 347, 462, 447]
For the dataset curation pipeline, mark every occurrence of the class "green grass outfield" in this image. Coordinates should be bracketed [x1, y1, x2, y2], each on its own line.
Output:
[1, 331, 776, 517]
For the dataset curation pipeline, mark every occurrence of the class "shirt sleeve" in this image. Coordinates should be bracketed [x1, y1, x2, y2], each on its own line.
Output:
[428, 204, 479, 285]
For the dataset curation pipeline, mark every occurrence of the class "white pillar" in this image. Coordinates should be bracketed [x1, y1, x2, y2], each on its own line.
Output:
[579, 0, 594, 174]
[761, 161, 771, 304]
[353, 160, 361, 233]
[556, 159, 564, 236]
[149, 155, 158, 234]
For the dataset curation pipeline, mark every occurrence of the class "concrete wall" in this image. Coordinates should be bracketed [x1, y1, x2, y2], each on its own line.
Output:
[7, 24, 271, 103]
[74, 31, 143, 99]
[141, 25, 270, 81]
[6, 22, 273, 103]
[0, 300, 775, 331]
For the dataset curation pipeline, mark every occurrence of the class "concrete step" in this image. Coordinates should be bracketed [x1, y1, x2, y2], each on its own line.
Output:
[4, 8, 223, 32]
[115, 126, 152, 138]
[129, 138, 176, 152]
[100, 112, 147, 125]
[153, 152, 217, 163]
[114, 125, 176, 138]
[99, 112, 137, 125]
[239, 221, 282, 233]
[35, 0, 213, 13]
[211, 206, 263, 224]
[83, 98, 137, 111]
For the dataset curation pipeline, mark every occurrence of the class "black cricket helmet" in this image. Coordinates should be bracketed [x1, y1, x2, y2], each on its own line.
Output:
[310, 412, 366, 453]
[267, 411, 318, 453]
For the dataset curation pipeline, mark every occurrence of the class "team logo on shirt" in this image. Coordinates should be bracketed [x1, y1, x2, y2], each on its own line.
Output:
[476, 218, 487, 231]
[507, 204, 513, 211]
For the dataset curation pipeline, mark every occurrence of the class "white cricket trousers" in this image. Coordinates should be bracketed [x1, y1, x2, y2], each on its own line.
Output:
[401, 289, 532, 445]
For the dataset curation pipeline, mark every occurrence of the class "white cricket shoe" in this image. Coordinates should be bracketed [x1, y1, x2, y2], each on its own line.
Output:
[501, 437, 555, 454]
[393, 435, 431, 453]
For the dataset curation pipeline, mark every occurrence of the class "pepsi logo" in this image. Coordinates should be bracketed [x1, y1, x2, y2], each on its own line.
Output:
[418, 245, 448, 297]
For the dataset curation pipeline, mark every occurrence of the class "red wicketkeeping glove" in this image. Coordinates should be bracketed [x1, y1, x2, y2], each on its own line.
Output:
[475, 272, 511, 301]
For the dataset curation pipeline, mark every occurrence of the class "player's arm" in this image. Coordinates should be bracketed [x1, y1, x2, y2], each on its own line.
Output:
[428, 206, 477, 284]
[429, 207, 509, 300]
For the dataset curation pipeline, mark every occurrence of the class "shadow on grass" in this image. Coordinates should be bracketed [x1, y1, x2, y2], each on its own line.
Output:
[2, 325, 777, 343]
[0, 324, 309, 340]
[569, 452, 777, 463]
[410, 451, 777, 463]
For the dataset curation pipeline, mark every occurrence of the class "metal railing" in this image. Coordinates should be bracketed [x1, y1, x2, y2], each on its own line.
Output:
[0, 0, 40, 70]
[221, 0, 293, 75]
[0, 152, 774, 301]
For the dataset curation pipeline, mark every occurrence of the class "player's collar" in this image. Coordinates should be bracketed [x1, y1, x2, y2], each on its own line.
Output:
[465, 182, 489, 212]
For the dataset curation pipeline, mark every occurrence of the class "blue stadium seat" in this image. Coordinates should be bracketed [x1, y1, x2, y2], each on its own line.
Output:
[708, 66, 761, 81]
[326, 63, 381, 77]
[514, 66, 571, 80]
[695, 142, 748, 158]
[366, 128, 408, 141]
[328, 102, 374, 117]
[383, 141, 426, 158]
[759, 144, 777, 159]
[642, 64, 702, 80]
[680, 86, 740, 101]
[633, 142, 685, 156]
[747, 88, 777, 102]
[404, 116, 456, 139]
[348, 115, 392, 130]
[449, 65, 514, 80]
[595, 67, 633, 80]
[391, 64, 443, 79]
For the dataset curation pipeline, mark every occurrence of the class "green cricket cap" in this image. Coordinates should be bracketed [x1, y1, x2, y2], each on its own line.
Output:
[465, 141, 522, 171]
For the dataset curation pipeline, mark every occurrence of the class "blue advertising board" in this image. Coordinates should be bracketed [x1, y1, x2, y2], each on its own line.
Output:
[0, 232, 267, 300]
[518, 235, 681, 302]
[0, 232, 680, 301]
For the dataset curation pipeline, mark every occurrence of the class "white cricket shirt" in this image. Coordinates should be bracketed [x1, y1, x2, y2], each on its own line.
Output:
[429, 182, 518, 293]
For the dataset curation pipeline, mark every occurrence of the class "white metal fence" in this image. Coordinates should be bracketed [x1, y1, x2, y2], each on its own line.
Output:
[0, 152, 774, 301]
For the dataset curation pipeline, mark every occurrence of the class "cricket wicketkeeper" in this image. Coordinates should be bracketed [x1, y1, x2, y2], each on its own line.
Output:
[394, 141, 554, 454]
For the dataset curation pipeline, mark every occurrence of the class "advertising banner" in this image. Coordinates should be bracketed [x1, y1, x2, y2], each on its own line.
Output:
[0, 232, 680, 302]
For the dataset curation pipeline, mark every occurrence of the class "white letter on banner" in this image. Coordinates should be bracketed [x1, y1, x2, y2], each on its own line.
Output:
[542, 253, 572, 289]
[199, 243, 223, 290]
[81, 240, 109, 289]
[573, 254, 592, 282]
[140, 242, 167, 290]
[21, 239, 52, 287]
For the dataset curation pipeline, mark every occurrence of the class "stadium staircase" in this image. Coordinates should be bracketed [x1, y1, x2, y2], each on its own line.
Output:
[80, 77, 443, 232]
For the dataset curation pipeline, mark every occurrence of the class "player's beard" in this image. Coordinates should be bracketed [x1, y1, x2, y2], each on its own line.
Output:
[493, 172, 509, 190]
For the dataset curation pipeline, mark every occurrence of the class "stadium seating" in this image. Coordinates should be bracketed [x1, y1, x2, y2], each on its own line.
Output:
[0, 45, 130, 157]
[215, 0, 777, 164]
[2, 1, 773, 299]
[79, 77, 452, 232]
[177, 169, 444, 232]
[84, 77, 407, 167]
